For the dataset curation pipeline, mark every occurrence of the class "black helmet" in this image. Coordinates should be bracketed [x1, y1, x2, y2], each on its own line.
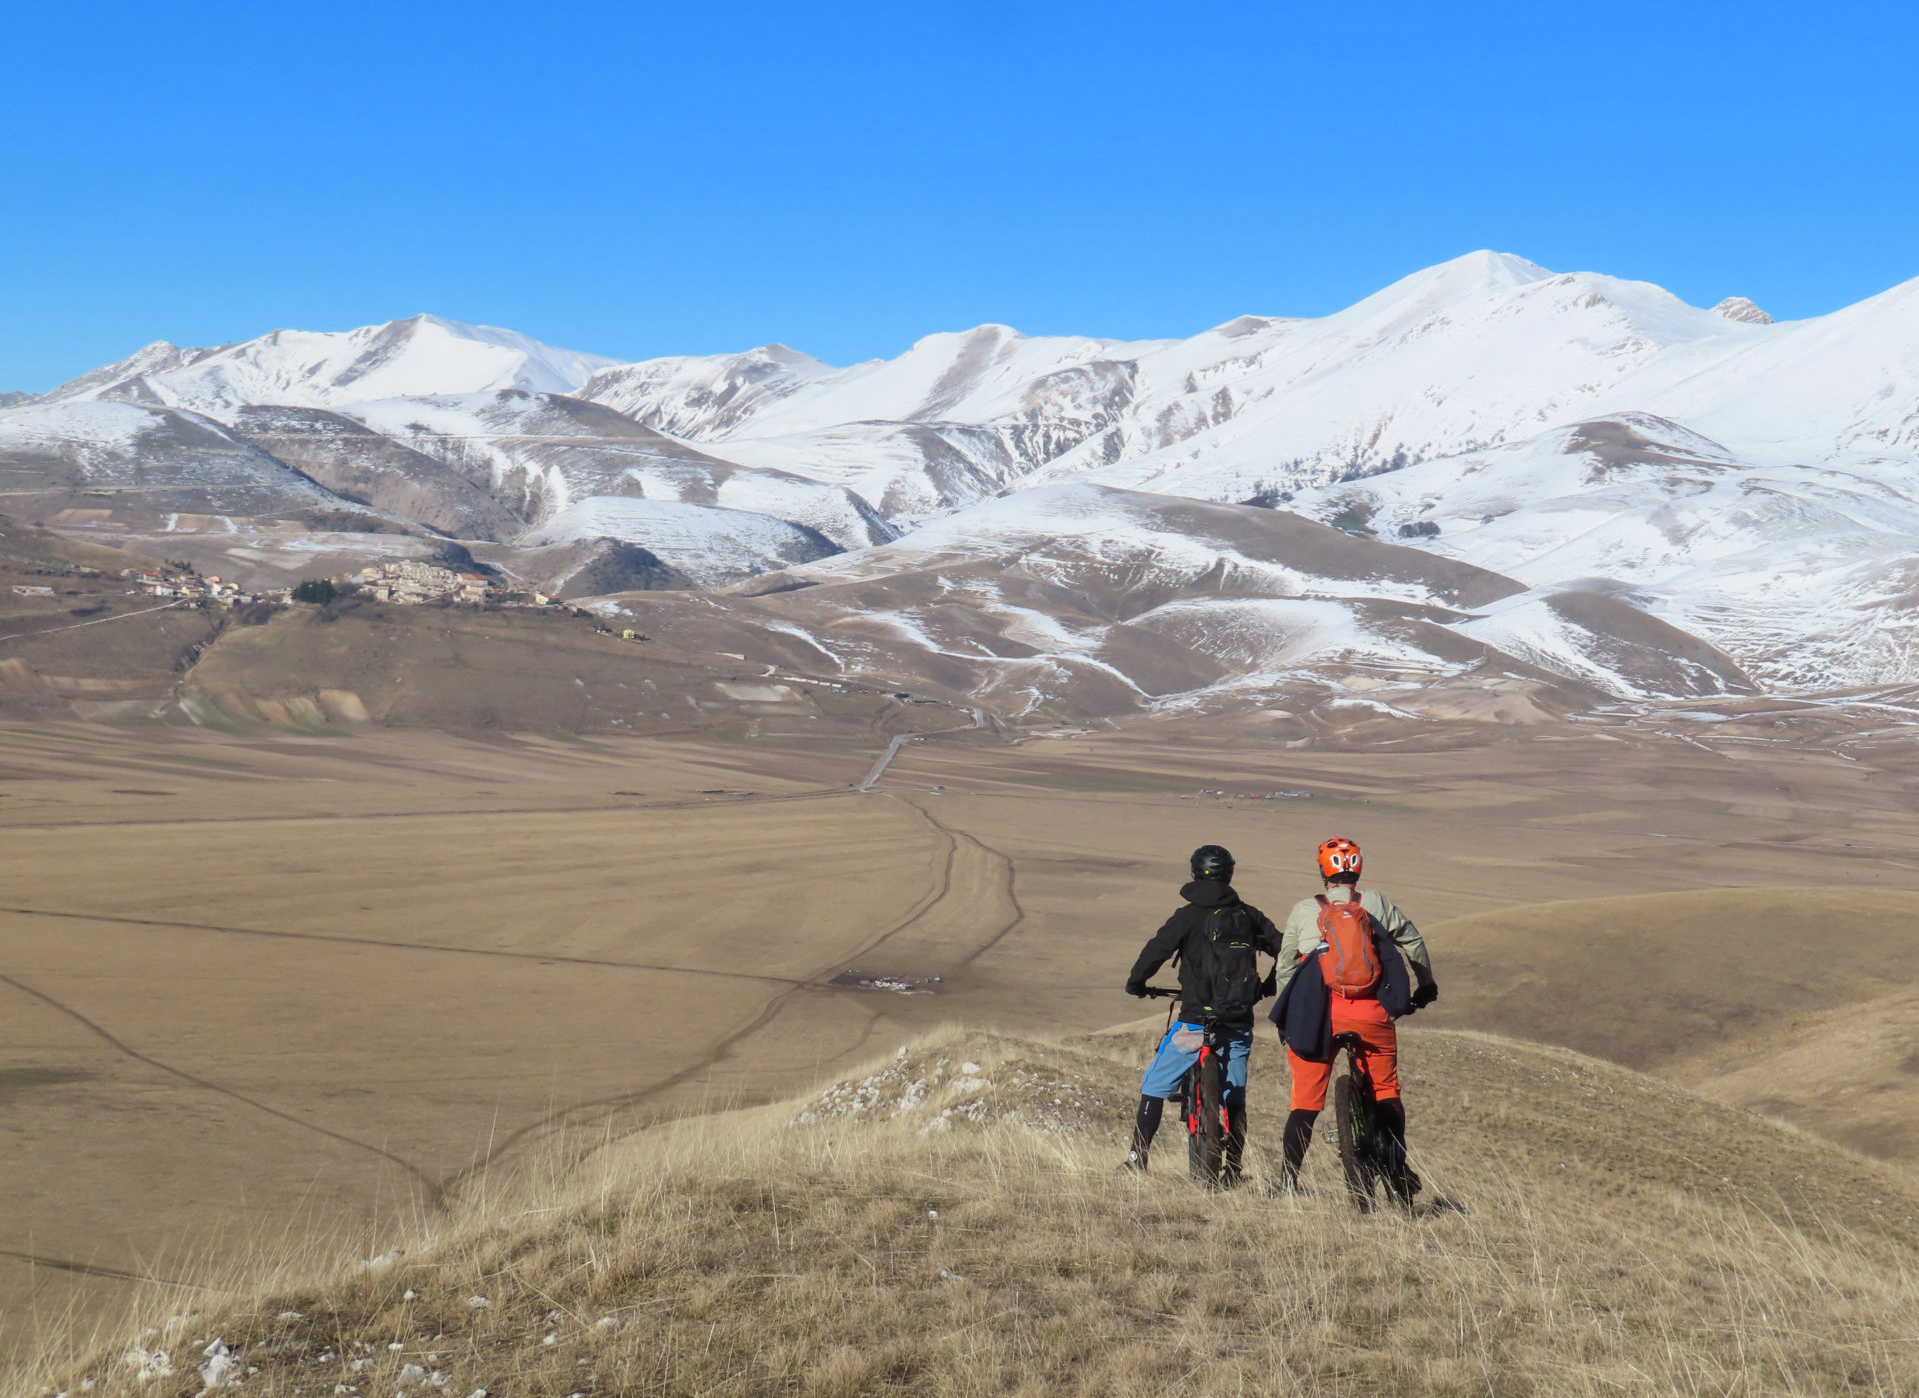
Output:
[1190, 845, 1234, 882]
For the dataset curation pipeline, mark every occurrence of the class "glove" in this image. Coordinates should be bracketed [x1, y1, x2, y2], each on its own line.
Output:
[1258, 968, 1278, 998]
[1125, 979, 1149, 998]
[1412, 981, 1439, 1009]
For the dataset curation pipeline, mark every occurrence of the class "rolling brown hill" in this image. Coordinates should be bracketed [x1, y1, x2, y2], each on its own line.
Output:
[1422, 887, 1919, 1162]
[20, 1023, 1919, 1398]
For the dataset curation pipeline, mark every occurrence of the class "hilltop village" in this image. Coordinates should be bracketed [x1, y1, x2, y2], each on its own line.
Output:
[123, 558, 517, 608]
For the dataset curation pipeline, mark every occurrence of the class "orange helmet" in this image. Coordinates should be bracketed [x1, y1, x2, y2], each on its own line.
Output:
[1316, 837, 1363, 879]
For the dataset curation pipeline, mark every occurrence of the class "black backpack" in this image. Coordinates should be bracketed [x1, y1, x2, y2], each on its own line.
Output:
[1181, 903, 1265, 1022]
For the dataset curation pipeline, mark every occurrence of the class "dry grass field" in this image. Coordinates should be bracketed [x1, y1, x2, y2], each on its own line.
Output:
[4, 709, 1918, 1377]
[24, 1023, 1919, 1398]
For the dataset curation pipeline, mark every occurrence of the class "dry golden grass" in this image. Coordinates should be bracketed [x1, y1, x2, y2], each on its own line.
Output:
[23, 1024, 1919, 1398]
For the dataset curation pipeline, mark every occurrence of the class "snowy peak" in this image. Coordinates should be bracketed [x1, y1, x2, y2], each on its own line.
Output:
[42, 315, 619, 415]
[577, 343, 837, 438]
[43, 339, 221, 405]
[1372, 248, 1556, 300]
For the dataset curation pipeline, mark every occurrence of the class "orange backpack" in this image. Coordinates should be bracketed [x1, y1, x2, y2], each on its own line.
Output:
[1315, 893, 1382, 996]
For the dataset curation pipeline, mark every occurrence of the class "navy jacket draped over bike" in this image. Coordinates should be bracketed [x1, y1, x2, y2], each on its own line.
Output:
[1269, 926, 1414, 1063]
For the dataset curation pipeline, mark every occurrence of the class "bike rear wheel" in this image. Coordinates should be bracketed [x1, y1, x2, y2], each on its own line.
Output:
[1333, 1067, 1377, 1212]
[1198, 1050, 1226, 1186]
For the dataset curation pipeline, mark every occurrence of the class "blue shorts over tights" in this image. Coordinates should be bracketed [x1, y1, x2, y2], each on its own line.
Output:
[1139, 1021, 1251, 1109]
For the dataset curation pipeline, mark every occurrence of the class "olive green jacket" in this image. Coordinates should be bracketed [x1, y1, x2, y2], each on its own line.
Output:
[1279, 885, 1434, 983]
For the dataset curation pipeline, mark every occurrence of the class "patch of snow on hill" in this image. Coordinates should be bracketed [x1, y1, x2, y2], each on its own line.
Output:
[523, 497, 840, 586]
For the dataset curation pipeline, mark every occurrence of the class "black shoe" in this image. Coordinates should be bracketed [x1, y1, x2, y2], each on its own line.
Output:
[1119, 1152, 1148, 1174]
[1387, 1170, 1422, 1209]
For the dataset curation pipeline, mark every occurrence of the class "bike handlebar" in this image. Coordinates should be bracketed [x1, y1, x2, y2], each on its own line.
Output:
[1137, 986, 1179, 999]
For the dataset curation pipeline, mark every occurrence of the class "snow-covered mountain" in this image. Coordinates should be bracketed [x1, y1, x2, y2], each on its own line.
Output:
[1288, 411, 1919, 691]
[601, 484, 1756, 720]
[40, 314, 618, 413]
[5, 252, 1917, 712]
[576, 253, 1785, 512]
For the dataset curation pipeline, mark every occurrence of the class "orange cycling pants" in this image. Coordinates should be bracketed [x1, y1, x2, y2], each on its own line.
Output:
[1286, 993, 1400, 1109]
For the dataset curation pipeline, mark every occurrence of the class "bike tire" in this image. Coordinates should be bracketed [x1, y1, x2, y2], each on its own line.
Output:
[1198, 1050, 1225, 1188]
[1333, 1068, 1377, 1213]
[1183, 1076, 1203, 1180]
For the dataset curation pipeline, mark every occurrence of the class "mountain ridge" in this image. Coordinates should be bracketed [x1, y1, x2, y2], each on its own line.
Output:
[5, 250, 1915, 713]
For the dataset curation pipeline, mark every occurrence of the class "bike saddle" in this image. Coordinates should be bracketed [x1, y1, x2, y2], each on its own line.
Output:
[1330, 1031, 1364, 1052]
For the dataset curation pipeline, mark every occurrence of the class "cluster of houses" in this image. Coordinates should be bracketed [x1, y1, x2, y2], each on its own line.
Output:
[355, 560, 493, 605]
[115, 559, 501, 608]
[103, 555, 526, 615]
[125, 568, 256, 602]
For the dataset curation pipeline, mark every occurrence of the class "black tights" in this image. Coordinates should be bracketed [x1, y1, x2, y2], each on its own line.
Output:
[1282, 1108, 1318, 1184]
[1128, 1094, 1164, 1163]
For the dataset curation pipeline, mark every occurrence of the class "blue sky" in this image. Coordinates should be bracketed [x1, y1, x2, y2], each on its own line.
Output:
[3, 0, 1915, 390]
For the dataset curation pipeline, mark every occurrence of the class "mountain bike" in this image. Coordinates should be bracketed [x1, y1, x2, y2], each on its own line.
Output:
[1141, 988, 1234, 1188]
[1330, 1029, 1419, 1213]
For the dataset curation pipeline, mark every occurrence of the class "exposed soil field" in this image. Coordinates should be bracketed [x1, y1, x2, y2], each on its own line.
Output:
[3, 712, 1917, 1357]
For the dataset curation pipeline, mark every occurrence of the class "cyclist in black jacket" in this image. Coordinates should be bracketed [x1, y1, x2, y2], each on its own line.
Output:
[1122, 845, 1282, 1182]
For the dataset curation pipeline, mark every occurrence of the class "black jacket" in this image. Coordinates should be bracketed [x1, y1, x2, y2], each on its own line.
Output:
[1268, 923, 1414, 1063]
[1127, 881, 1281, 1028]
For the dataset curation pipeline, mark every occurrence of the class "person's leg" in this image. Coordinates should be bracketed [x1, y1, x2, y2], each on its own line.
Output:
[1126, 1094, 1165, 1170]
[1282, 1044, 1331, 1191]
[1220, 1028, 1252, 1186]
[1352, 1018, 1416, 1201]
[1281, 1109, 1318, 1191]
[1128, 1023, 1201, 1171]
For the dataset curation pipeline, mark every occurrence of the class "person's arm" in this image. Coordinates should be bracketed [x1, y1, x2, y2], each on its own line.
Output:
[1249, 905, 1283, 957]
[1277, 900, 1315, 965]
[1249, 906, 1283, 996]
[1368, 890, 1436, 993]
[1125, 910, 1187, 995]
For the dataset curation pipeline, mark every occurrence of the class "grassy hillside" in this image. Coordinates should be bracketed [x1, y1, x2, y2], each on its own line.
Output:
[1423, 887, 1919, 1163]
[23, 1023, 1919, 1398]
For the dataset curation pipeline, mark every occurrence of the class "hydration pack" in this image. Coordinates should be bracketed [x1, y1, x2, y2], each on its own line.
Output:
[1315, 893, 1382, 996]
[1183, 903, 1265, 1022]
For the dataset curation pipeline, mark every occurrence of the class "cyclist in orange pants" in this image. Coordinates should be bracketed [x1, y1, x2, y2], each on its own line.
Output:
[1271, 837, 1437, 1194]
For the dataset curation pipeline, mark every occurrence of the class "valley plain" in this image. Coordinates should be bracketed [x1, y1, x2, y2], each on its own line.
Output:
[5, 711, 1918, 1361]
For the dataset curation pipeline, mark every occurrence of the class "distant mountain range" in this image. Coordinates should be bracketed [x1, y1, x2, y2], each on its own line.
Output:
[5, 251, 1916, 713]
